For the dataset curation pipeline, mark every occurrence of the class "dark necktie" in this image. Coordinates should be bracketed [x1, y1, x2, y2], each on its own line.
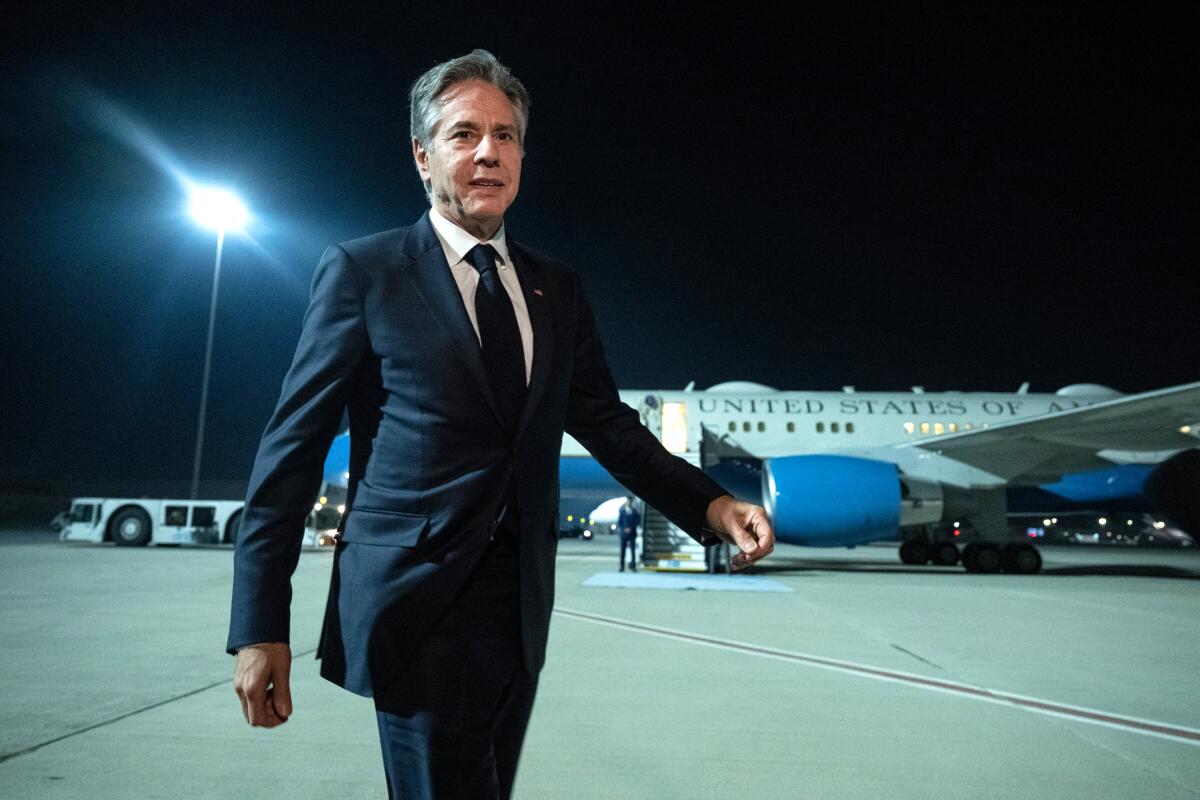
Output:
[467, 243, 526, 429]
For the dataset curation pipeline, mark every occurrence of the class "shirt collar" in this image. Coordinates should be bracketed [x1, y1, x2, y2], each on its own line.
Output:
[429, 206, 510, 268]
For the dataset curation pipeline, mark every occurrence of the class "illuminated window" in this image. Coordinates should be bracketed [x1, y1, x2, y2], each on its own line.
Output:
[786, 421, 795, 433]
[816, 422, 825, 433]
[948, 422, 957, 433]
[846, 422, 855, 433]
[831, 422, 840, 433]
[757, 422, 766, 432]
[728, 421, 736, 433]
[934, 422, 944, 435]
[964, 423, 973, 431]
[920, 422, 930, 434]
[903, 422, 915, 434]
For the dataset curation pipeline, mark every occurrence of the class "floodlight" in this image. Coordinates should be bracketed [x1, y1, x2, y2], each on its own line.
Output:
[189, 187, 249, 232]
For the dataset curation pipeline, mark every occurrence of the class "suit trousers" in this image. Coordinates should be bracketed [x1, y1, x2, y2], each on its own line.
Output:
[373, 518, 538, 799]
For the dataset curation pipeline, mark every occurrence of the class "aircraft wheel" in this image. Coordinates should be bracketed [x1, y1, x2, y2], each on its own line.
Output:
[899, 540, 930, 565]
[111, 508, 152, 547]
[1002, 543, 1042, 574]
[931, 542, 960, 566]
[962, 543, 1002, 573]
[224, 510, 242, 545]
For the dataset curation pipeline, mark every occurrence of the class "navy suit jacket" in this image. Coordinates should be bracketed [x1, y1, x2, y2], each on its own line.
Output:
[227, 211, 727, 696]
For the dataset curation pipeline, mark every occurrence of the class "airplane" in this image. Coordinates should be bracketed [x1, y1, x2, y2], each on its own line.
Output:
[322, 380, 1200, 574]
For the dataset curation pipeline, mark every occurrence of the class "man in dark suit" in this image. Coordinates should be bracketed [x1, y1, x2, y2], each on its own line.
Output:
[228, 49, 774, 799]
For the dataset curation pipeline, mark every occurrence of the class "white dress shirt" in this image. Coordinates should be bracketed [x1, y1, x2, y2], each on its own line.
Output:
[428, 207, 533, 385]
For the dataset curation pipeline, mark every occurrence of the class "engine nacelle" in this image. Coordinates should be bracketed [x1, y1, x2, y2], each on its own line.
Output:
[763, 455, 901, 546]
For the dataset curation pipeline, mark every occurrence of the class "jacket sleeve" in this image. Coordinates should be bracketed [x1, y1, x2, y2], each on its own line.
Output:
[563, 272, 728, 542]
[226, 245, 367, 654]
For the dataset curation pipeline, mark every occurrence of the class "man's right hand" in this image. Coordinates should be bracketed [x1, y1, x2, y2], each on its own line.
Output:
[234, 642, 292, 727]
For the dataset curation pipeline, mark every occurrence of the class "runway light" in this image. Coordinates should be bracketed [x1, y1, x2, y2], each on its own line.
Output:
[189, 187, 248, 232]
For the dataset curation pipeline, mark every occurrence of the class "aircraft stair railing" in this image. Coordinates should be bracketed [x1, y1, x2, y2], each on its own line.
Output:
[641, 451, 709, 572]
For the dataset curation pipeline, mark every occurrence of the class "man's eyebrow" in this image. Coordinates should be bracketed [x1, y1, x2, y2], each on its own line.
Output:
[443, 120, 517, 134]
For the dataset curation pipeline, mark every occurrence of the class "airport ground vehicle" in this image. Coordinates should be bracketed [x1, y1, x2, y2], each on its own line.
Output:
[60, 496, 339, 547]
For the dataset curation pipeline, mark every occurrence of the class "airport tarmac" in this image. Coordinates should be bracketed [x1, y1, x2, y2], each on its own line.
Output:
[1, 529, 1197, 799]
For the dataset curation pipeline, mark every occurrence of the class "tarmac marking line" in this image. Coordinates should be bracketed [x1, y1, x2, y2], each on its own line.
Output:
[0, 647, 318, 764]
[554, 607, 1200, 747]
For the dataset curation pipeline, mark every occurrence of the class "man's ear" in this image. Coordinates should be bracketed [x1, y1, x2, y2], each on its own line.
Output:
[412, 138, 429, 181]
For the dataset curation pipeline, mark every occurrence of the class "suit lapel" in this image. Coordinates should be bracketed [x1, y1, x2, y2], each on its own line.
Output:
[509, 240, 554, 442]
[401, 212, 508, 433]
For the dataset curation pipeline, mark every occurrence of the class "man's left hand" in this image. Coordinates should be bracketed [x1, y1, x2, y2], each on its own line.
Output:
[705, 495, 775, 571]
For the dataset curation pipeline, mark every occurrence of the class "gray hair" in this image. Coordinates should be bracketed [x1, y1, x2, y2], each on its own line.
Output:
[409, 49, 531, 198]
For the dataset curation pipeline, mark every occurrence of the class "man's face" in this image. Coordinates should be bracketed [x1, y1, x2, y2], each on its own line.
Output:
[414, 79, 522, 239]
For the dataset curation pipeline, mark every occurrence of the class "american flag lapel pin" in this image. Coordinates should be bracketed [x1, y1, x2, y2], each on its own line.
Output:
[533, 288, 544, 297]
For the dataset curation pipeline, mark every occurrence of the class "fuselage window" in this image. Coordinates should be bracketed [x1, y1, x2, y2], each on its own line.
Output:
[846, 422, 855, 433]
[948, 422, 957, 433]
[786, 421, 795, 433]
[903, 422, 915, 434]
[728, 421, 737, 433]
[831, 422, 840, 433]
[816, 422, 825, 433]
[934, 422, 945, 435]
[920, 422, 930, 434]
[757, 421, 766, 432]
[743, 422, 751, 433]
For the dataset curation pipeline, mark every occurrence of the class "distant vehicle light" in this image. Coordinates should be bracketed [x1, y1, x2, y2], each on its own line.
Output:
[313, 503, 323, 511]
[1098, 517, 1107, 526]
[336, 504, 346, 514]
[566, 514, 573, 522]
[319, 496, 328, 504]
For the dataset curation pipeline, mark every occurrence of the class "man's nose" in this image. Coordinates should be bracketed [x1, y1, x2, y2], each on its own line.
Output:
[474, 135, 500, 165]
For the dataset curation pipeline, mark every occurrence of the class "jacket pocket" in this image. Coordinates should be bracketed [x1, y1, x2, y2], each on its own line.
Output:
[339, 507, 429, 547]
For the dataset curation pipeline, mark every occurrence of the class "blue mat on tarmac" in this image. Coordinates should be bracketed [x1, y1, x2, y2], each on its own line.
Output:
[582, 571, 793, 592]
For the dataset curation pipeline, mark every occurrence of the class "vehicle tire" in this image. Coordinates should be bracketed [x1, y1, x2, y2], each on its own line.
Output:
[224, 510, 242, 545]
[931, 542, 960, 566]
[963, 543, 1001, 573]
[899, 540, 930, 565]
[111, 507, 152, 547]
[1002, 543, 1042, 574]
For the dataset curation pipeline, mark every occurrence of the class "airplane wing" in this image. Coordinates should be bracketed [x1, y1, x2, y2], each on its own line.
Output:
[893, 381, 1200, 484]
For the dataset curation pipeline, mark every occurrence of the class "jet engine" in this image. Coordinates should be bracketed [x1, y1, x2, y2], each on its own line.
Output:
[762, 455, 901, 546]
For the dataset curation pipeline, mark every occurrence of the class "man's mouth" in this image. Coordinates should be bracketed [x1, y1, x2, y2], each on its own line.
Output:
[469, 180, 504, 187]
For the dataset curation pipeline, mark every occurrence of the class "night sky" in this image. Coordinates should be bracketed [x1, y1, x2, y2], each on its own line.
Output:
[3, 4, 1197, 487]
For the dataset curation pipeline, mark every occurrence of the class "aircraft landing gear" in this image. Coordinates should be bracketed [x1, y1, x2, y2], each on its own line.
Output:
[899, 539, 930, 565]
[961, 543, 1003, 573]
[1002, 543, 1042, 574]
[930, 542, 960, 566]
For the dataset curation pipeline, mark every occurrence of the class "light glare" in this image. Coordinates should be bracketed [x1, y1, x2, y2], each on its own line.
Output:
[189, 187, 249, 231]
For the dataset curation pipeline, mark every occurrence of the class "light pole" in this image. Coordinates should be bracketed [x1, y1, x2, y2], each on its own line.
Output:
[188, 187, 248, 499]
